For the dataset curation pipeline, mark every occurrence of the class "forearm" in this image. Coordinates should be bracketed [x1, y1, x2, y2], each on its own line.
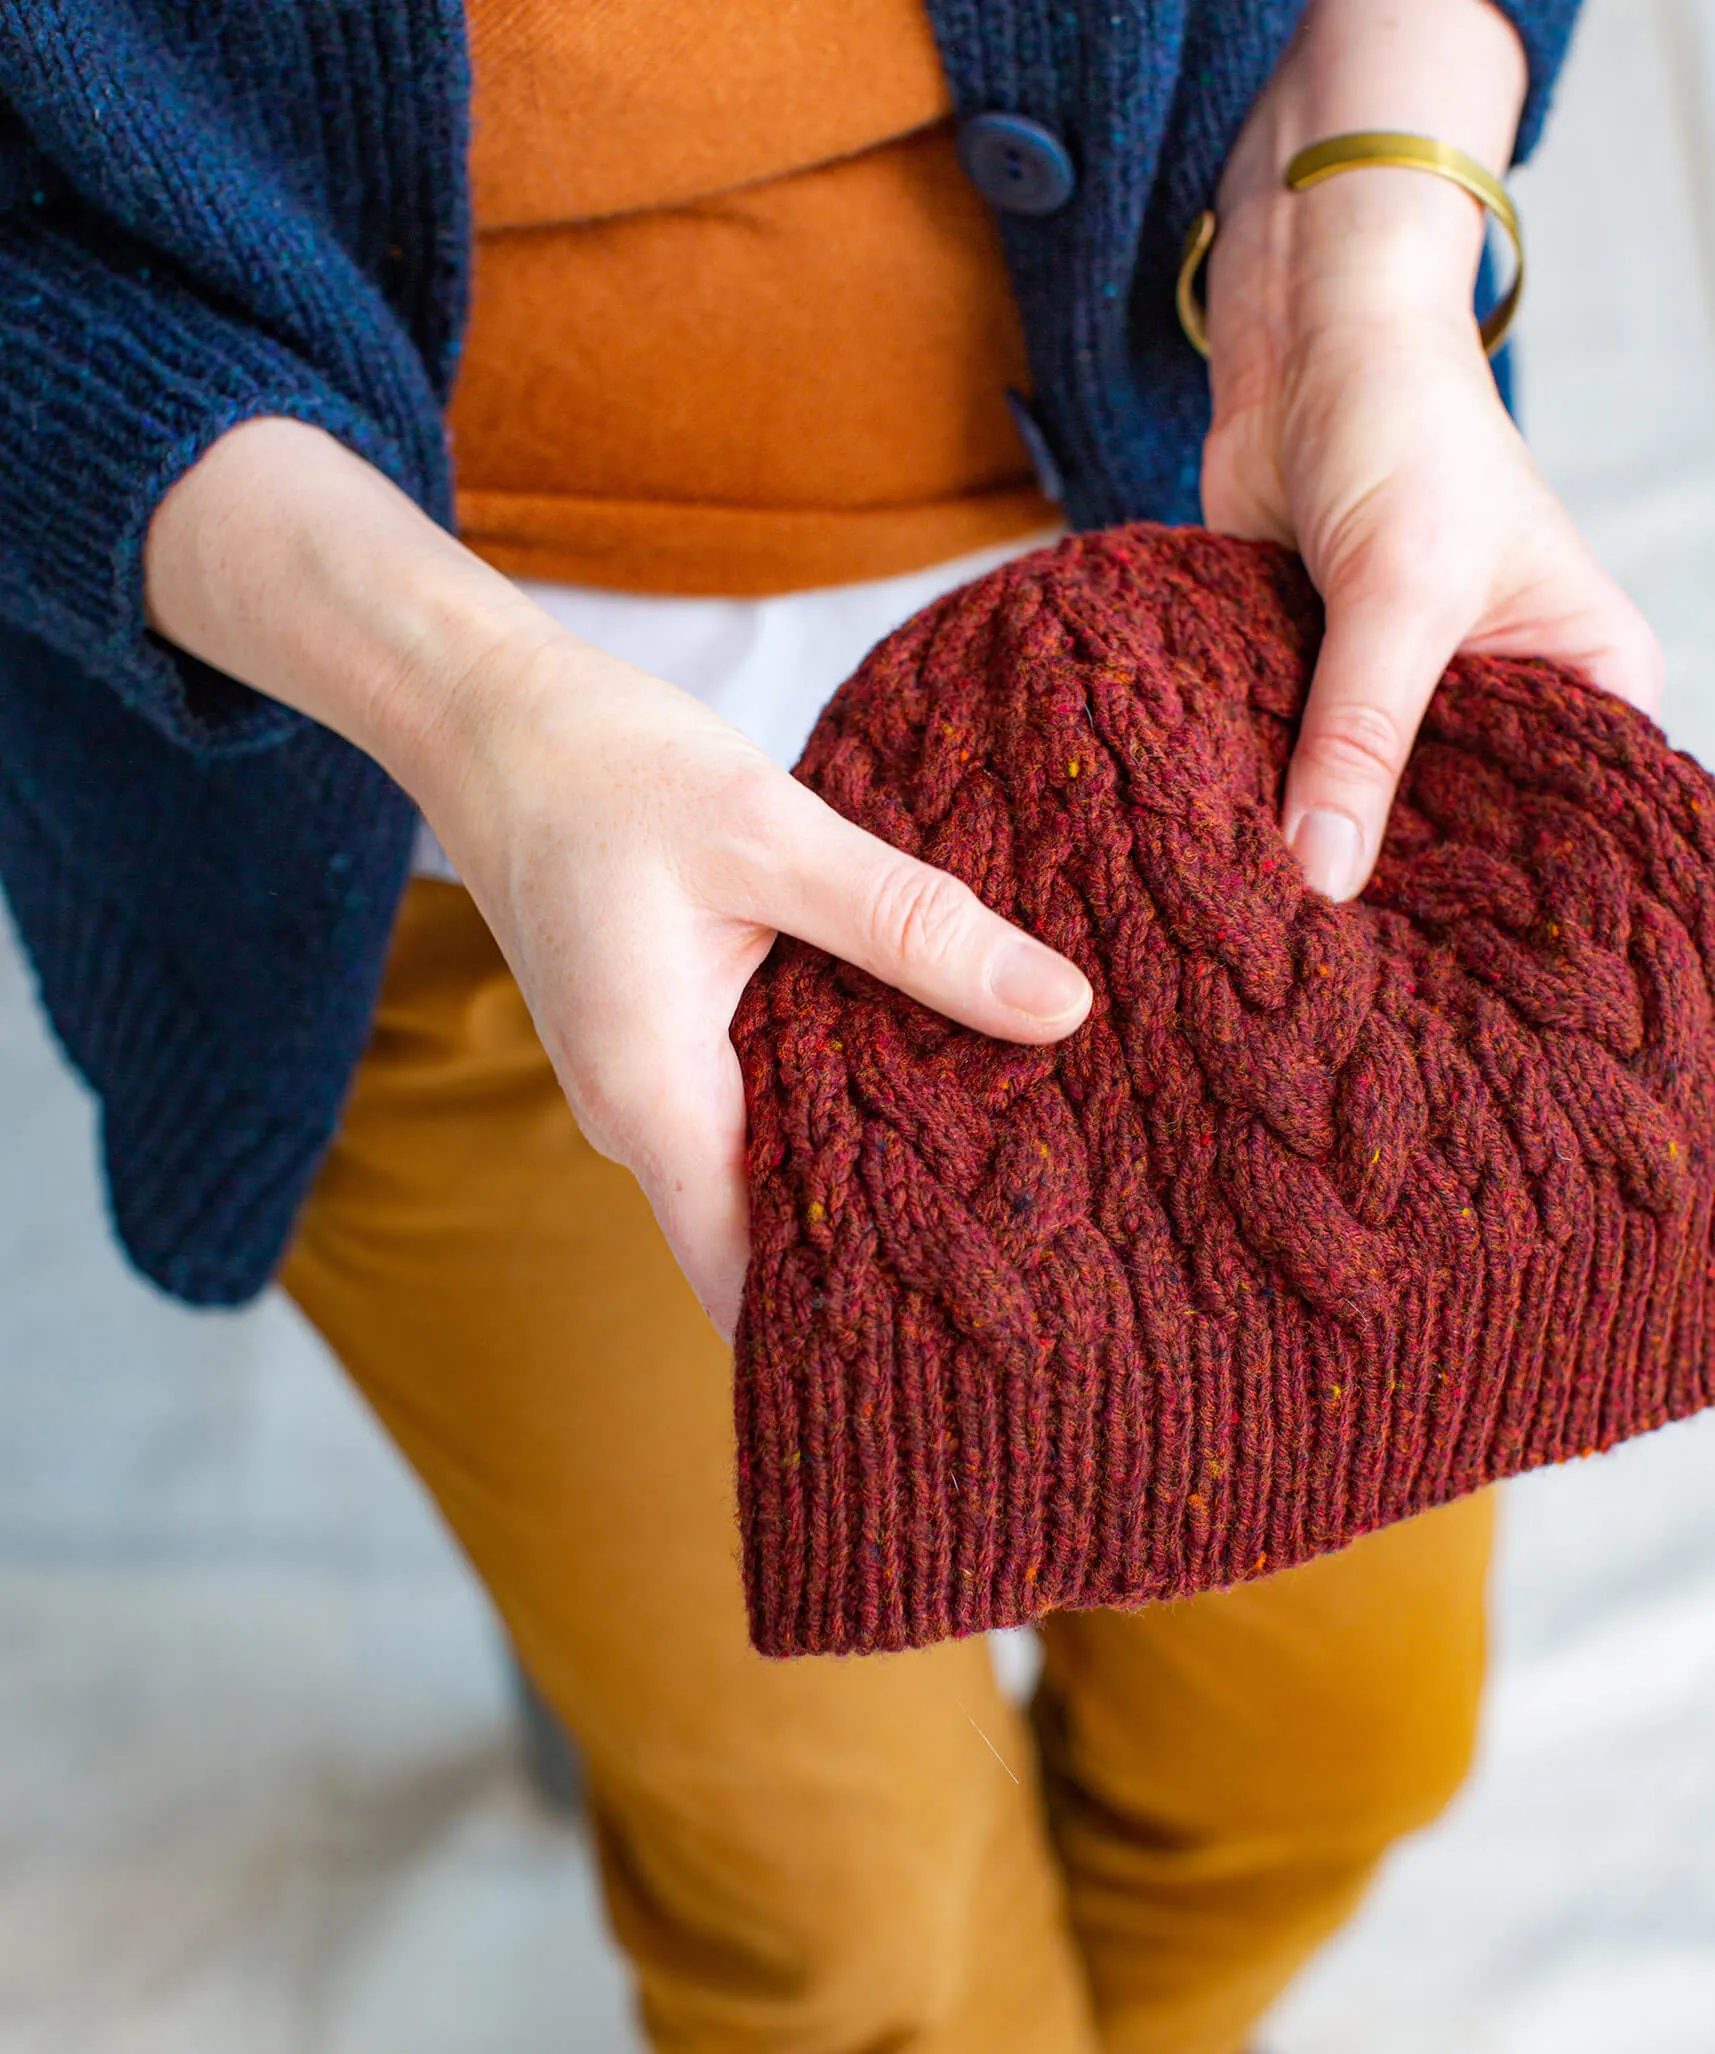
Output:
[1266, 0, 1526, 155]
[143, 418, 568, 811]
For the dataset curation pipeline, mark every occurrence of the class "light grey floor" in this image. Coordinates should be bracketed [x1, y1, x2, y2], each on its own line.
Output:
[4, 4, 1715, 2049]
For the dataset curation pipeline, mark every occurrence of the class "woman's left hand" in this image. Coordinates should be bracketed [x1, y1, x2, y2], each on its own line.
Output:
[1199, 0, 1664, 904]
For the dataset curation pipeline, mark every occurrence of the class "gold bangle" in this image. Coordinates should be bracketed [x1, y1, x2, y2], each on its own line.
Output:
[1175, 129, 1525, 361]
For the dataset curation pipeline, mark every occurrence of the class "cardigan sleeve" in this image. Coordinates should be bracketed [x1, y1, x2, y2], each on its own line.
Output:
[0, 1, 464, 760]
[0, 194, 428, 756]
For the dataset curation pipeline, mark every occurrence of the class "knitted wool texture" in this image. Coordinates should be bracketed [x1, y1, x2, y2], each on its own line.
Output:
[731, 524, 1715, 1659]
[0, 2, 1576, 1307]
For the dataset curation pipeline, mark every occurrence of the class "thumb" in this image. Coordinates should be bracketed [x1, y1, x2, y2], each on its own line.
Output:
[1284, 587, 1458, 902]
[755, 777, 1092, 1044]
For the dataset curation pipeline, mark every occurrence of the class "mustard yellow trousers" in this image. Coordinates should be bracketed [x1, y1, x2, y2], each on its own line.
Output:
[282, 881, 1494, 2054]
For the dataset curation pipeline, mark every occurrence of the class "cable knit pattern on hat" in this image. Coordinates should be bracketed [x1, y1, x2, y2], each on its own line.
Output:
[731, 524, 1715, 1658]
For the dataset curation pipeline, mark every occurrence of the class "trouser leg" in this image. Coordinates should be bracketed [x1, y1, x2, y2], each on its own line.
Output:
[1035, 1494, 1495, 2054]
[281, 881, 1097, 2053]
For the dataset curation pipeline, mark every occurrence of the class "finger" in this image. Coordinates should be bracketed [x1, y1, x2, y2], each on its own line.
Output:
[752, 777, 1092, 1044]
[1285, 585, 1460, 903]
[580, 1020, 752, 1342]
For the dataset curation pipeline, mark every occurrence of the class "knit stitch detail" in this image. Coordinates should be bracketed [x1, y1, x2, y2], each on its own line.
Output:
[732, 526, 1715, 1657]
[0, 0, 462, 751]
[0, 617, 417, 1305]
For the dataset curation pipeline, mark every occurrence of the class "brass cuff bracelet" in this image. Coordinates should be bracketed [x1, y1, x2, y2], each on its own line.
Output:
[1175, 129, 1525, 361]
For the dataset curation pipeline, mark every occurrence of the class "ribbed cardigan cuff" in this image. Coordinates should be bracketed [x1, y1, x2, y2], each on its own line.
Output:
[0, 213, 426, 756]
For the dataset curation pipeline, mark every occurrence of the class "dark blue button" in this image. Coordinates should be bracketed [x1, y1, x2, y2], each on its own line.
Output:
[957, 113, 1076, 218]
[1004, 389, 1065, 504]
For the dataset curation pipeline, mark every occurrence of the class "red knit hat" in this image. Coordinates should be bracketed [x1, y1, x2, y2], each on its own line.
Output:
[731, 524, 1715, 1659]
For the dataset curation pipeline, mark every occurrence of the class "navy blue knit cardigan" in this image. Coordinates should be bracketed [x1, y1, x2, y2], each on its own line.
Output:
[0, 0, 1577, 1306]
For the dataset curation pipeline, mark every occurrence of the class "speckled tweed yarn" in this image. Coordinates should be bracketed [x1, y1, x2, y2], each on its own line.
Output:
[731, 523, 1715, 1659]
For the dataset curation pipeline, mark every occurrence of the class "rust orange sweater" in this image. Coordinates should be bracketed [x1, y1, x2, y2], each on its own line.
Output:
[448, 0, 1057, 596]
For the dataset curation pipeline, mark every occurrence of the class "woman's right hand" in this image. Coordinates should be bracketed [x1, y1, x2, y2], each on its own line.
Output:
[419, 634, 1091, 1335]
[145, 420, 1091, 1337]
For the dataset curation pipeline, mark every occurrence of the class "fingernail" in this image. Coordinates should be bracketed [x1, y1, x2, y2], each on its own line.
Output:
[1291, 807, 1364, 901]
[990, 938, 1091, 1023]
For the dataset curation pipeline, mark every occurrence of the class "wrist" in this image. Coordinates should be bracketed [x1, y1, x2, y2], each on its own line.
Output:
[1209, 0, 1527, 348]
[346, 543, 565, 819]
[145, 417, 567, 807]
[1224, 169, 1488, 338]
